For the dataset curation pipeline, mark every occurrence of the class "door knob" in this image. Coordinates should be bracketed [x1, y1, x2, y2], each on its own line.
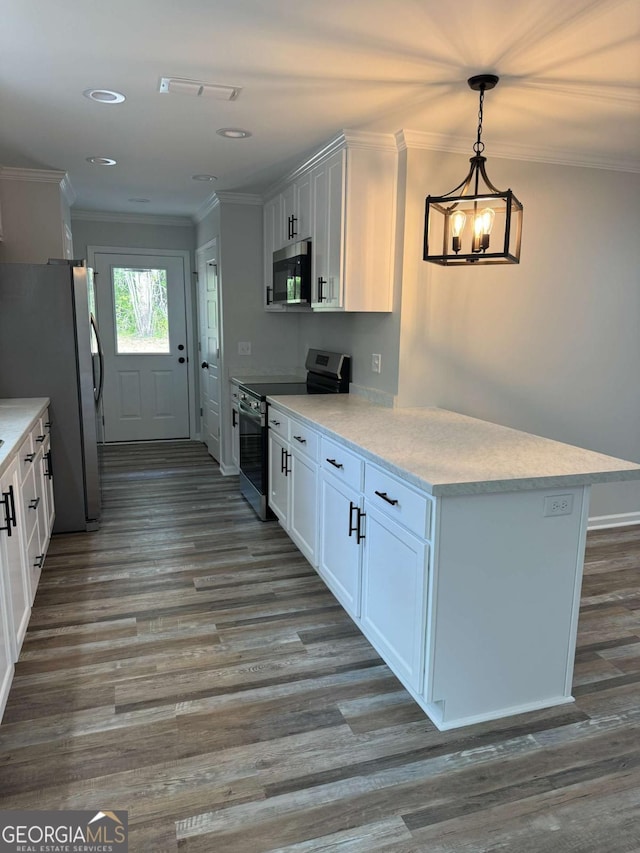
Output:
[178, 357, 186, 363]
[201, 361, 208, 369]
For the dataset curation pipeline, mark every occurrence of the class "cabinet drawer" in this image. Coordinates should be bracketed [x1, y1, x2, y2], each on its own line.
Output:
[364, 463, 432, 539]
[267, 407, 289, 439]
[289, 419, 319, 461]
[321, 436, 364, 491]
[21, 464, 39, 544]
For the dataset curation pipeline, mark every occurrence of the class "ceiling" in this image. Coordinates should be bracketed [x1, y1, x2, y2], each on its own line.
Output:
[1, 0, 638, 218]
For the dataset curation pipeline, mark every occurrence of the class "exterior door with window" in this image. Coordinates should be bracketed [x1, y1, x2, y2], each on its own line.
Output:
[94, 252, 190, 442]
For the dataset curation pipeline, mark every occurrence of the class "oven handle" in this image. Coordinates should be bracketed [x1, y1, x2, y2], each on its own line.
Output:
[239, 399, 265, 428]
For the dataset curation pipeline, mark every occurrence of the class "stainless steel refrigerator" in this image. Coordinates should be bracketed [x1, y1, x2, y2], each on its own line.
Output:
[0, 259, 103, 533]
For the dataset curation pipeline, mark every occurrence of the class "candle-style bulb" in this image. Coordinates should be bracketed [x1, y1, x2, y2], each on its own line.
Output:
[450, 210, 466, 253]
[472, 208, 495, 252]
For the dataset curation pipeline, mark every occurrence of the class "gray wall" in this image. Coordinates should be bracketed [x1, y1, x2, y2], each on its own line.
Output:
[395, 147, 640, 518]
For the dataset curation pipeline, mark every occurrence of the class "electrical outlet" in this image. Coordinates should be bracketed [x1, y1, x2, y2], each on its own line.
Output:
[371, 353, 381, 374]
[543, 494, 574, 517]
[238, 341, 252, 356]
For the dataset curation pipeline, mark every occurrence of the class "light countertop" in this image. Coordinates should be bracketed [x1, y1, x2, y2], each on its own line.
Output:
[0, 398, 50, 476]
[267, 394, 640, 496]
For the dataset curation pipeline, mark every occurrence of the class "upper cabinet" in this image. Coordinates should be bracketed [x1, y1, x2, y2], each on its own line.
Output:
[263, 131, 397, 313]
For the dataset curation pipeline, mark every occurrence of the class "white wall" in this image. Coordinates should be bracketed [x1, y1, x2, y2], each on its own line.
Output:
[395, 146, 640, 518]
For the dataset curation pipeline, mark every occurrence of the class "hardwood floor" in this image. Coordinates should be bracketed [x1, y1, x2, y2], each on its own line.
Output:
[1, 440, 639, 852]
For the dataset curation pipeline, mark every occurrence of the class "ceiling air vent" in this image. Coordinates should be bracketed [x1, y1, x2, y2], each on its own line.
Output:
[158, 77, 241, 101]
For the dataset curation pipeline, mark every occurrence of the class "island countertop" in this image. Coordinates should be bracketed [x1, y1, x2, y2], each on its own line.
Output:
[0, 398, 50, 477]
[266, 394, 640, 497]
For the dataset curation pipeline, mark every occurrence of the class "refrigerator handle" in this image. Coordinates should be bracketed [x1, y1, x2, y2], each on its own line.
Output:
[91, 314, 105, 404]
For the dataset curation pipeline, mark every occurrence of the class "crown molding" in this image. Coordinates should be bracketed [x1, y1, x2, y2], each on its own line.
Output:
[0, 166, 68, 183]
[71, 209, 193, 227]
[193, 190, 263, 223]
[395, 129, 640, 174]
[264, 129, 398, 199]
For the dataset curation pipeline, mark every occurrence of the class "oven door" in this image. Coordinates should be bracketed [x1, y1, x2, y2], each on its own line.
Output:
[238, 399, 271, 520]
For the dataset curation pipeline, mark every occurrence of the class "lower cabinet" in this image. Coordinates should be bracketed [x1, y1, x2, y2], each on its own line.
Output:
[318, 470, 362, 618]
[361, 503, 428, 693]
[0, 402, 54, 722]
[268, 411, 320, 567]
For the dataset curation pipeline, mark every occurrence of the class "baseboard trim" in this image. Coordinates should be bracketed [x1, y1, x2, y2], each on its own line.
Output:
[588, 511, 640, 531]
[220, 462, 239, 476]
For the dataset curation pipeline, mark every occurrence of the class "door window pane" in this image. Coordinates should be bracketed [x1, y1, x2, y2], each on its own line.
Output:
[112, 267, 170, 353]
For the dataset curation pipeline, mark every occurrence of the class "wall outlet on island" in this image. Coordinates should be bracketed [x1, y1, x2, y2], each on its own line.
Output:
[543, 494, 574, 517]
[371, 353, 381, 374]
[238, 341, 252, 356]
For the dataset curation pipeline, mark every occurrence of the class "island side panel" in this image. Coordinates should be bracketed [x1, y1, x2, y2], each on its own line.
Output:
[425, 485, 590, 729]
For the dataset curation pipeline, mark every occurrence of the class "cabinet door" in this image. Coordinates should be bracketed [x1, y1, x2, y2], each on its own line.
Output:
[263, 196, 284, 311]
[361, 503, 428, 692]
[268, 431, 290, 525]
[0, 585, 13, 722]
[41, 440, 55, 537]
[311, 151, 344, 309]
[0, 457, 30, 660]
[295, 172, 312, 241]
[318, 471, 362, 618]
[289, 450, 318, 566]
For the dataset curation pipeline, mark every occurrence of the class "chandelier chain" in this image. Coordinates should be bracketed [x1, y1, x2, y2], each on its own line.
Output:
[473, 86, 485, 155]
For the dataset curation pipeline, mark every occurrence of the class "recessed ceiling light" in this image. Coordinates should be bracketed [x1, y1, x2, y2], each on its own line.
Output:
[83, 88, 126, 104]
[216, 128, 252, 139]
[86, 156, 117, 166]
[128, 198, 150, 203]
[192, 174, 217, 182]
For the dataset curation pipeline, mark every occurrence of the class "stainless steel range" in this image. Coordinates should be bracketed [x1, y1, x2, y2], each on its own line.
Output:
[237, 349, 350, 520]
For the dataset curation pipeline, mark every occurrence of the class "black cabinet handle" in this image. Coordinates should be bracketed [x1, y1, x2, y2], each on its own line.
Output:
[44, 450, 53, 480]
[266, 286, 273, 306]
[289, 214, 298, 240]
[317, 277, 326, 303]
[375, 490, 399, 506]
[285, 451, 291, 475]
[232, 409, 238, 428]
[326, 458, 343, 470]
[24, 452, 35, 464]
[1, 489, 12, 536]
[29, 497, 41, 511]
[270, 419, 281, 427]
[293, 435, 306, 444]
[45, 421, 52, 429]
[36, 434, 46, 443]
[34, 554, 44, 569]
[348, 501, 365, 543]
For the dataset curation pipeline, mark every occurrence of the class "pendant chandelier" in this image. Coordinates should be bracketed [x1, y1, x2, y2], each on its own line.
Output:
[423, 74, 523, 266]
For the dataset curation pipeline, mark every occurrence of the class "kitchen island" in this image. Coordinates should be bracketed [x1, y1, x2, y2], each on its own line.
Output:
[266, 394, 640, 730]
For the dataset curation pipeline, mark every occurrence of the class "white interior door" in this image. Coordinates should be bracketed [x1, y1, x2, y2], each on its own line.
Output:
[199, 251, 221, 461]
[94, 252, 190, 442]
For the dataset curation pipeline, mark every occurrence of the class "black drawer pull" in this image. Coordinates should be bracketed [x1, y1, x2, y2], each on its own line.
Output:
[34, 554, 45, 569]
[44, 450, 53, 480]
[29, 497, 41, 511]
[326, 458, 343, 469]
[293, 435, 306, 444]
[45, 421, 52, 429]
[375, 490, 398, 506]
[270, 419, 281, 427]
[24, 452, 35, 463]
[36, 434, 46, 443]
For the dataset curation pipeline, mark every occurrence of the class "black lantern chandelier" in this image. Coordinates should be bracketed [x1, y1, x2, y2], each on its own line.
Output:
[423, 74, 523, 266]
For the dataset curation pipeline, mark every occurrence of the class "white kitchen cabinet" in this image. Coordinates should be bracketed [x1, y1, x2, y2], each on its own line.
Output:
[268, 430, 289, 525]
[0, 455, 29, 660]
[311, 139, 396, 312]
[361, 502, 428, 694]
[268, 406, 320, 566]
[318, 471, 362, 618]
[263, 395, 640, 730]
[263, 195, 284, 311]
[281, 172, 312, 245]
[0, 398, 54, 723]
[230, 382, 240, 472]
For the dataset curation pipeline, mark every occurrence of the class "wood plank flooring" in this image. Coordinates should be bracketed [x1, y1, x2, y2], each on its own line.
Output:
[1, 440, 639, 852]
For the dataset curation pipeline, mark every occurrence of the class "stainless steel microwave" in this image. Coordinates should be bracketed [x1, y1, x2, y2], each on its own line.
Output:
[270, 241, 311, 306]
